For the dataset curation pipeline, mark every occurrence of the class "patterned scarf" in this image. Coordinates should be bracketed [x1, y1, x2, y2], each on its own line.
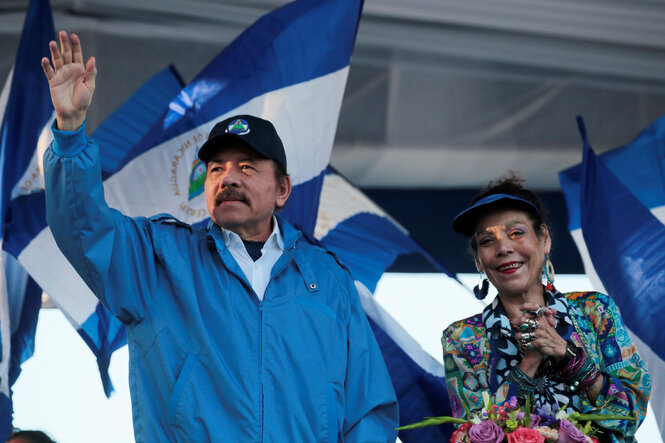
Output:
[482, 286, 579, 410]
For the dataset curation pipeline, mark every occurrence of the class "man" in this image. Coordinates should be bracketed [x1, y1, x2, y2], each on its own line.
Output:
[41, 31, 398, 442]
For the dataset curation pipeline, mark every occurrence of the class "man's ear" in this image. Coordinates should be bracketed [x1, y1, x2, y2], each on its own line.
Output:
[275, 175, 291, 209]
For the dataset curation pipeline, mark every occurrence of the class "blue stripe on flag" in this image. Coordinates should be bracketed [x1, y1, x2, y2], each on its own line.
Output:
[0, 394, 9, 441]
[77, 304, 128, 396]
[0, 0, 55, 438]
[577, 117, 665, 359]
[280, 171, 326, 237]
[560, 114, 665, 231]
[8, 275, 41, 386]
[3, 192, 46, 258]
[0, 0, 54, 222]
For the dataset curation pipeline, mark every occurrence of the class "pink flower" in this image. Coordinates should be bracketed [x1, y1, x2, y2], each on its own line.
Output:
[450, 422, 471, 443]
[506, 426, 545, 443]
[468, 420, 505, 443]
[557, 419, 587, 443]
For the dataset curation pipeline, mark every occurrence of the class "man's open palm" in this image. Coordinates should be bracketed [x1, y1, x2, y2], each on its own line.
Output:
[41, 30, 96, 131]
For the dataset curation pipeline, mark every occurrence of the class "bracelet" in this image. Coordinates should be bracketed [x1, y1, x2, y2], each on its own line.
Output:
[578, 366, 602, 393]
[507, 366, 537, 398]
[559, 345, 586, 382]
[553, 340, 578, 370]
[557, 344, 601, 393]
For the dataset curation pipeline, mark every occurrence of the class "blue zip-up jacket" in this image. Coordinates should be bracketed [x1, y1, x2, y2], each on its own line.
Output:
[44, 124, 399, 443]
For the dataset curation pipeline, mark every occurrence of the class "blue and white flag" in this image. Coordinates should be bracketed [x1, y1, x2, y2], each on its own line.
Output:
[559, 116, 665, 437]
[0, 0, 55, 438]
[6, 0, 455, 440]
[314, 167, 455, 441]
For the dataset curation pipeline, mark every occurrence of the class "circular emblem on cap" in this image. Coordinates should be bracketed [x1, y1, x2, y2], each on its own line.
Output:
[226, 118, 250, 135]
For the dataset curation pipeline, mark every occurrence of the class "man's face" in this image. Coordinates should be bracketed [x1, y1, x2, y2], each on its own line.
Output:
[204, 143, 291, 241]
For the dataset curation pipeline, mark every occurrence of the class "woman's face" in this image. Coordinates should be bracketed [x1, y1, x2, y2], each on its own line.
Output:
[473, 209, 551, 300]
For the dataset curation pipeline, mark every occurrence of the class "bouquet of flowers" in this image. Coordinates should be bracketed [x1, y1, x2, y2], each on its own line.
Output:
[396, 393, 635, 443]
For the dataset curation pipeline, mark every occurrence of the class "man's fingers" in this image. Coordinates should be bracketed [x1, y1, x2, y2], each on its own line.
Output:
[41, 57, 54, 80]
[49, 40, 62, 70]
[70, 33, 83, 65]
[84, 57, 97, 90]
[59, 30, 72, 65]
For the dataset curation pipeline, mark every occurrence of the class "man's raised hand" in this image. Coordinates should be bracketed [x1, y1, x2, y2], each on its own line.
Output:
[41, 31, 96, 132]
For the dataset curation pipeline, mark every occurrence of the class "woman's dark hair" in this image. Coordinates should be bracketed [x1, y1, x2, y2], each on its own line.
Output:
[469, 173, 549, 252]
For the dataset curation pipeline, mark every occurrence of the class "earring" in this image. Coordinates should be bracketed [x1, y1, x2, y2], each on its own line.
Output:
[543, 254, 555, 290]
[473, 272, 490, 300]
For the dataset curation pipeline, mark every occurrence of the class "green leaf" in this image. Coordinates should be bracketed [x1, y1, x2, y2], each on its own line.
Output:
[396, 416, 468, 430]
[569, 413, 637, 422]
[522, 396, 532, 427]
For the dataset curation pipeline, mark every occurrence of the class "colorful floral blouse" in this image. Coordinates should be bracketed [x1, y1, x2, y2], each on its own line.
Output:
[441, 288, 651, 442]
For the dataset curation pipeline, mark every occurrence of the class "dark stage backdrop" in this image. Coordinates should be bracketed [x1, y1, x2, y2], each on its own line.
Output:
[363, 189, 583, 275]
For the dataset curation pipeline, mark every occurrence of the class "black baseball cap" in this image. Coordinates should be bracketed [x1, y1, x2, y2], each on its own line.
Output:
[198, 115, 287, 172]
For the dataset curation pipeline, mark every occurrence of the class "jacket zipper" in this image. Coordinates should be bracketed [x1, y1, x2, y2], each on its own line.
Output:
[259, 301, 264, 442]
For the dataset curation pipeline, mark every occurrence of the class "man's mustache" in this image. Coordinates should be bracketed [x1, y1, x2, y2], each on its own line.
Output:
[216, 189, 249, 204]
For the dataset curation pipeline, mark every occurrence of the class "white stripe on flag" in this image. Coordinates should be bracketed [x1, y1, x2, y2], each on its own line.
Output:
[11, 112, 55, 198]
[0, 69, 13, 133]
[18, 229, 96, 328]
[569, 228, 606, 294]
[0, 250, 11, 398]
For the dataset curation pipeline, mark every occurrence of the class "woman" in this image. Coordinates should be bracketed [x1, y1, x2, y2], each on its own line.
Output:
[441, 175, 651, 442]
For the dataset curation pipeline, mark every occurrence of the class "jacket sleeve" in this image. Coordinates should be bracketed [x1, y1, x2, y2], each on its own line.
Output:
[579, 293, 651, 437]
[342, 280, 399, 442]
[44, 122, 158, 324]
[441, 323, 520, 418]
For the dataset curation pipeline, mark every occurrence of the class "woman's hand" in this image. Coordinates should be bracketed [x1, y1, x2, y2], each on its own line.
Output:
[511, 302, 568, 369]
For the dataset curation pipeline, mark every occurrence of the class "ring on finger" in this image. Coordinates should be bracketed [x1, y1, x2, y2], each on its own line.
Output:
[519, 318, 538, 332]
[517, 339, 533, 351]
[520, 332, 534, 343]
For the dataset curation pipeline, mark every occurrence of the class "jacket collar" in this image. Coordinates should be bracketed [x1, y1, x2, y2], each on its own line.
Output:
[206, 214, 301, 252]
